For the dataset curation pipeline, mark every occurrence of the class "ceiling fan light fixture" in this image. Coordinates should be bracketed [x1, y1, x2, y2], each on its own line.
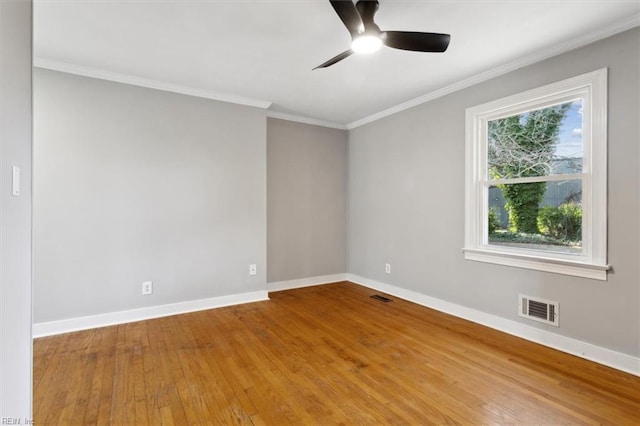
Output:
[351, 34, 382, 54]
[314, 0, 450, 69]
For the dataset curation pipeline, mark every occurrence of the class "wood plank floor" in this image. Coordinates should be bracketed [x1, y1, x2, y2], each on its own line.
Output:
[34, 282, 640, 425]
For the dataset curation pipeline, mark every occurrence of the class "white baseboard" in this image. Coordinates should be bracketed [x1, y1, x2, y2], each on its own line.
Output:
[346, 273, 640, 377]
[267, 273, 348, 292]
[33, 290, 269, 338]
[32, 274, 640, 377]
[34, 273, 346, 337]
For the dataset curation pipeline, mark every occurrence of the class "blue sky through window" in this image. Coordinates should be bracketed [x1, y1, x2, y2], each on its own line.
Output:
[556, 100, 583, 159]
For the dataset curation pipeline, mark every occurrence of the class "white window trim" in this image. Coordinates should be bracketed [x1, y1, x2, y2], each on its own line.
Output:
[464, 68, 609, 280]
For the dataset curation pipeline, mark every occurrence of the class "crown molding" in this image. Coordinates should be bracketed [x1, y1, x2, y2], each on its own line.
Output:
[34, 58, 272, 110]
[266, 110, 347, 130]
[34, 14, 639, 129]
[347, 14, 640, 129]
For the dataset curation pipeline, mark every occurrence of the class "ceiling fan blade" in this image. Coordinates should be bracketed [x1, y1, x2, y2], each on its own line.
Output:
[383, 31, 451, 52]
[329, 0, 364, 36]
[355, 0, 379, 30]
[313, 49, 354, 70]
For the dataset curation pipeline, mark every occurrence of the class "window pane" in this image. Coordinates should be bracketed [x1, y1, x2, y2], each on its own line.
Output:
[488, 180, 582, 254]
[488, 100, 583, 179]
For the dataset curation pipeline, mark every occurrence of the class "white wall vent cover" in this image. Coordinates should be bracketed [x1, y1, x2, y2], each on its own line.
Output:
[519, 294, 559, 327]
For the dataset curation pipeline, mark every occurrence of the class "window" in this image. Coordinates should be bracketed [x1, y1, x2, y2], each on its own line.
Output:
[464, 69, 609, 280]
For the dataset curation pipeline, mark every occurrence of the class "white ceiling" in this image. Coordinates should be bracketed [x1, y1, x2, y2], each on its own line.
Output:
[35, 0, 640, 128]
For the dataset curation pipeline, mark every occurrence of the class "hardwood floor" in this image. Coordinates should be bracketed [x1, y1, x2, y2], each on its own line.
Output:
[34, 282, 640, 425]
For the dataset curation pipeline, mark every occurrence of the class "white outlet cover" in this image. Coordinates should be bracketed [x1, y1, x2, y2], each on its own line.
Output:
[142, 281, 153, 295]
[249, 264, 257, 276]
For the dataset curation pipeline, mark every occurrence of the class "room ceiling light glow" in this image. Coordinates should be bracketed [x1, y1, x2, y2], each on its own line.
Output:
[351, 35, 382, 54]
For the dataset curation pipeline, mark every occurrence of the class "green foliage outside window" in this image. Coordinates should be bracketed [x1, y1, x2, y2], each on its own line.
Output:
[488, 103, 571, 235]
[537, 202, 582, 242]
[488, 208, 500, 235]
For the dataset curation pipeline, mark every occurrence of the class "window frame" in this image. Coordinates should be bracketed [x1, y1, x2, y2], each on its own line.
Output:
[463, 69, 609, 280]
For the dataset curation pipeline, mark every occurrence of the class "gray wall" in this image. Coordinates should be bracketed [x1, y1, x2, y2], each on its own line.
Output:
[0, 0, 33, 417]
[348, 28, 640, 357]
[34, 69, 267, 323]
[31, 26, 639, 361]
[267, 118, 347, 282]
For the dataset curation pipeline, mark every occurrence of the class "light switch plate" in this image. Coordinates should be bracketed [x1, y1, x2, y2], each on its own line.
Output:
[12, 166, 20, 196]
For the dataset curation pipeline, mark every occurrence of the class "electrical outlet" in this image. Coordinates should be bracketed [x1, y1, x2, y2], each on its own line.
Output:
[385, 263, 391, 274]
[142, 281, 153, 295]
[249, 264, 257, 276]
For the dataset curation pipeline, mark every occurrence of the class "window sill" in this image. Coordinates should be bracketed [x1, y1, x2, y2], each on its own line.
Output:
[462, 248, 610, 281]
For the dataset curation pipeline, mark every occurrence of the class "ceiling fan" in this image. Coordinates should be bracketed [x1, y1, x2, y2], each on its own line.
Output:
[314, 0, 451, 69]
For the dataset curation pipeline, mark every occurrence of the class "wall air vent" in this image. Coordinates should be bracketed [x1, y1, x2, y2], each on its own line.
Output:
[519, 294, 559, 327]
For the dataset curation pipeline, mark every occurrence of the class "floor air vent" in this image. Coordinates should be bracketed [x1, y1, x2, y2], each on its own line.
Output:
[370, 294, 392, 302]
[519, 294, 559, 327]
